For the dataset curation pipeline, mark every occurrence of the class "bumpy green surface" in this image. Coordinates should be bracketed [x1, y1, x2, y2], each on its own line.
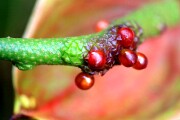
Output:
[0, 35, 97, 70]
[0, 0, 180, 70]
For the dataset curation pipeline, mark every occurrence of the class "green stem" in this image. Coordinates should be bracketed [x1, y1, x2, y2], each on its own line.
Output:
[0, 0, 180, 70]
[112, 0, 180, 39]
[0, 35, 98, 70]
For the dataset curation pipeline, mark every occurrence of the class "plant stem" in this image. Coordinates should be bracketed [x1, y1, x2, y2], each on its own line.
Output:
[0, 35, 97, 70]
[0, 0, 179, 70]
[112, 0, 180, 39]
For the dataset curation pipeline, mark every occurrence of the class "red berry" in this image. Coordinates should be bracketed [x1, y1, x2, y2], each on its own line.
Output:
[95, 20, 109, 32]
[88, 50, 106, 70]
[75, 72, 94, 90]
[117, 27, 135, 47]
[118, 49, 137, 67]
[133, 52, 148, 70]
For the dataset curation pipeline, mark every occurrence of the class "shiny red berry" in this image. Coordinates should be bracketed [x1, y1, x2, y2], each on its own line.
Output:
[117, 27, 135, 47]
[88, 50, 106, 70]
[133, 52, 148, 70]
[75, 72, 94, 90]
[95, 20, 109, 32]
[118, 49, 137, 67]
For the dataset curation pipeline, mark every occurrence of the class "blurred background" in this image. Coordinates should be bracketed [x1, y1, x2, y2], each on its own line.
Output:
[0, 0, 35, 119]
[0, 0, 180, 120]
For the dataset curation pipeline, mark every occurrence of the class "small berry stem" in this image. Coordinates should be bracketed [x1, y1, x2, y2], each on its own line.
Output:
[0, 0, 179, 70]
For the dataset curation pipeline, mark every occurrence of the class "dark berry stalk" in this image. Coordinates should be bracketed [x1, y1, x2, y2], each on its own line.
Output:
[0, 0, 180, 70]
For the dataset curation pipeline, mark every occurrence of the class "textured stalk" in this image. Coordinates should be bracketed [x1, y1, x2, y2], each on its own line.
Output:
[0, 35, 99, 70]
[0, 0, 180, 70]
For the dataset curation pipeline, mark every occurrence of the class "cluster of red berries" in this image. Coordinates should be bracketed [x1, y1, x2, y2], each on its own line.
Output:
[75, 21, 148, 90]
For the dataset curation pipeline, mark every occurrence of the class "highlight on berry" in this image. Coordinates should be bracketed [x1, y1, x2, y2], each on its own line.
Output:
[75, 72, 94, 90]
[95, 20, 109, 32]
